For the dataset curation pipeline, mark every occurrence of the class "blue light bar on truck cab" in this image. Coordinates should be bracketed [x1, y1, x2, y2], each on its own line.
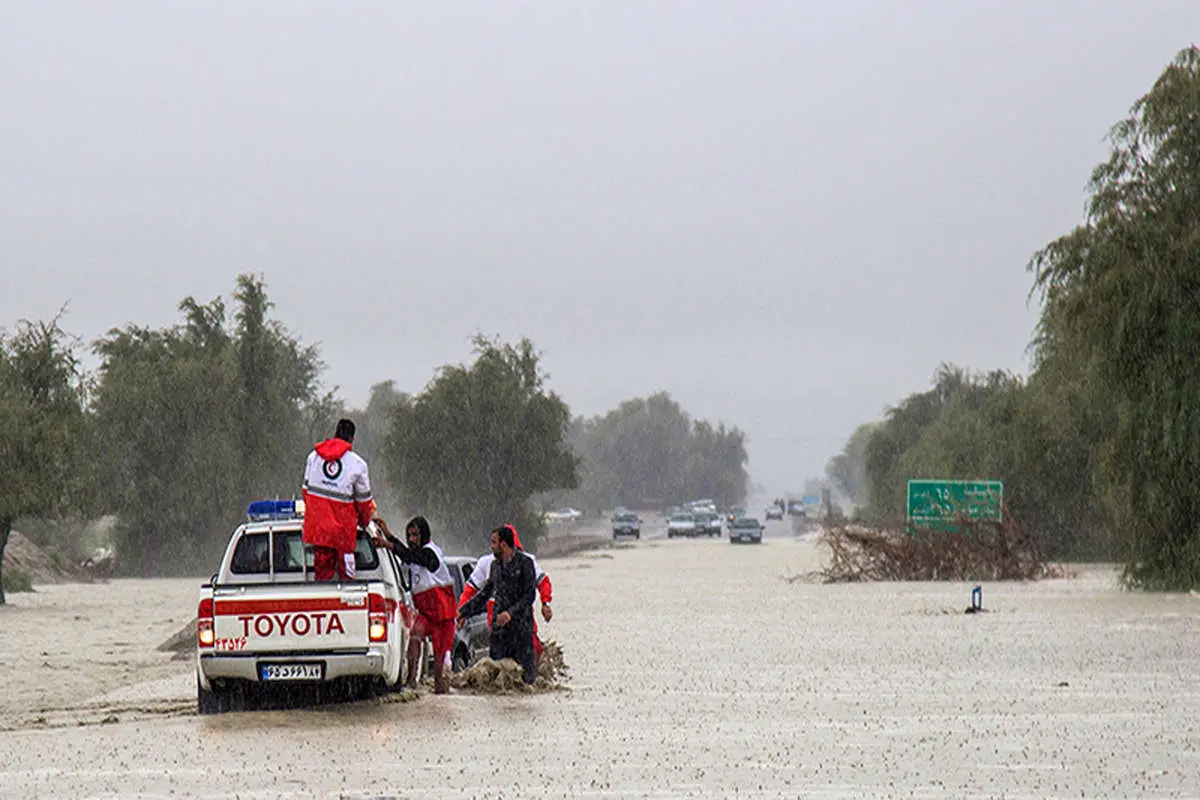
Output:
[247, 499, 300, 521]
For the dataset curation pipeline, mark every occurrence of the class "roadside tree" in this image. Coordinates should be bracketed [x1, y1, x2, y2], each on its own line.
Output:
[0, 317, 88, 603]
[383, 336, 577, 552]
[90, 275, 324, 575]
[1030, 46, 1200, 587]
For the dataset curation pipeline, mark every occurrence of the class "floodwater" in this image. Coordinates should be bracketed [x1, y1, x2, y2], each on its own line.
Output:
[2, 520, 1198, 798]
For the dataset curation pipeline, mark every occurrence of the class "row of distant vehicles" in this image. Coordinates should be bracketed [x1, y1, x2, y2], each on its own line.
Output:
[611, 499, 786, 545]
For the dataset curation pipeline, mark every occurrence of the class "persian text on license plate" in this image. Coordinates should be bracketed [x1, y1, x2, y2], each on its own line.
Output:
[260, 663, 323, 682]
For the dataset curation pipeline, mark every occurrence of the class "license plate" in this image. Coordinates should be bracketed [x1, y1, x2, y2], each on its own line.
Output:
[260, 662, 323, 682]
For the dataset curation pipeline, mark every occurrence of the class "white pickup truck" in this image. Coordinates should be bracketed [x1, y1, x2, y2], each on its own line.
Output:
[196, 500, 417, 714]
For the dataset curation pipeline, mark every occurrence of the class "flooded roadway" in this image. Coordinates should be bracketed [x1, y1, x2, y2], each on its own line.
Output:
[2, 519, 1199, 798]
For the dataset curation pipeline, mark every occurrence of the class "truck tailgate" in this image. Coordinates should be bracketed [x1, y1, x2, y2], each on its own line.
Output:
[211, 582, 375, 654]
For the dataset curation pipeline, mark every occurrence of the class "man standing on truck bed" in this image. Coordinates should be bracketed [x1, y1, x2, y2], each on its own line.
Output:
[458, 525, 539, 685]
[372, 515, 457, 694]
[301, 418, 374, 581]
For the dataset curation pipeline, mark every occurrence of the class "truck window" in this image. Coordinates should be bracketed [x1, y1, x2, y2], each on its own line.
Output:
[352, 531, 380, 571]
[269, 530, 380, 573]
[272, 531, 309, 573]
[231, 533, 270, 574]
[233, 529, 380, 576]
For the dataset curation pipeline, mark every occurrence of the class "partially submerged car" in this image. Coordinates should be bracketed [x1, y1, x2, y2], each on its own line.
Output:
[729, 516, 764, 544]
[441, 556, 490, 671]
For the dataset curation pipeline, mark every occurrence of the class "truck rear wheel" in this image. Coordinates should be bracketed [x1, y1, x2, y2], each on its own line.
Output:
[197, 677, 236, 715]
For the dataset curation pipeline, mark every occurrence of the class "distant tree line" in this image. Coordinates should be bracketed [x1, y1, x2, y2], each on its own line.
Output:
[541, 392, 749, 515]
[0, 281, 749, 596]
[826, 47, 1200, 590]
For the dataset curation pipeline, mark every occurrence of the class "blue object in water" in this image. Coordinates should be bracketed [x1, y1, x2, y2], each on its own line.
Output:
[971, 585, 983, 611]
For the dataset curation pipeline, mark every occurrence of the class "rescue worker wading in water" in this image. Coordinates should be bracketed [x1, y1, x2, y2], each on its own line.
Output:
[372, 516, 457, 694]
[457, 525, 553, 659]
[457, 525, 539, 685]
[301, 419, 374, 581]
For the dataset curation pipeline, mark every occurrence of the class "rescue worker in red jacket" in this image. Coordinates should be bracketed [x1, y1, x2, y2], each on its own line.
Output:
[457, 525, 553, 657]
[301, 419, 374, 581]
[372, 515, 457, 694]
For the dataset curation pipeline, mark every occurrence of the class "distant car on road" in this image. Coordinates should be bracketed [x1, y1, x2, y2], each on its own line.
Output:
[611, 511, 642, 540]
[729, 516, 764, 544]
[764, 505, 784, 521]
[543, 507, 583, 523]
[667, 513, 697, 539]
[693, 511, 723, 538]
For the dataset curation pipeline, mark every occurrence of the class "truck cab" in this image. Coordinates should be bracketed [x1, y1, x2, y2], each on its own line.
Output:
[195, 500, 416, 713]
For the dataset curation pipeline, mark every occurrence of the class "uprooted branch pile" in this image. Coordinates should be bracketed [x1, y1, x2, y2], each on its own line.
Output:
[450, 640, 570, 694]
[820, 516, 1061, 582]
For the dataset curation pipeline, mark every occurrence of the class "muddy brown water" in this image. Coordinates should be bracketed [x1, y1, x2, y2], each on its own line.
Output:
[1, 523, 1198, 798]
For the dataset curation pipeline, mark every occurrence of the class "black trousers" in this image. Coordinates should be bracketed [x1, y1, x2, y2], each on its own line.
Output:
[490, 617, 536, 684]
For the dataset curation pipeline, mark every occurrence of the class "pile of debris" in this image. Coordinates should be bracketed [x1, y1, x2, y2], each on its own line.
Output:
[451, 641, 570, 694]
[157, 617, 199, 660]
[819, 518, 1061, 583]
[536, 640, 570, 684]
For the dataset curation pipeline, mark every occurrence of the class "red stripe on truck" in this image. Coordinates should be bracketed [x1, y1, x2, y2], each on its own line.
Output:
[214, 597, 359, 616]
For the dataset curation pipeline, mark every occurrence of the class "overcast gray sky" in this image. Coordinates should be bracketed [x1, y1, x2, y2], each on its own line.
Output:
[2, 1, 1196, 495]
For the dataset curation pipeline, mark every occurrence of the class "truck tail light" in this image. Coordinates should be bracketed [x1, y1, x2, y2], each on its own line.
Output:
[197, 597, 214, 648]
[368, 592, 388, 642]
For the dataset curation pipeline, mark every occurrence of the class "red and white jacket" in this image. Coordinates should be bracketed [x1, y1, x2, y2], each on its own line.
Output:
[408, 540, 458, 623]
[301, 438, 374, 554]
[459, 551, 551, 625]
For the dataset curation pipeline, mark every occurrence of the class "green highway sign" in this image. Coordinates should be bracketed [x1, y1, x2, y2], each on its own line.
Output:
[906, 479, 1003, 524]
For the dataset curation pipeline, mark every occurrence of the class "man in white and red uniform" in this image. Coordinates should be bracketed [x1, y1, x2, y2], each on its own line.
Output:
[457, 525, 553, 657]
[374, 515, 457, 694]
[301, 419, 374, 581]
